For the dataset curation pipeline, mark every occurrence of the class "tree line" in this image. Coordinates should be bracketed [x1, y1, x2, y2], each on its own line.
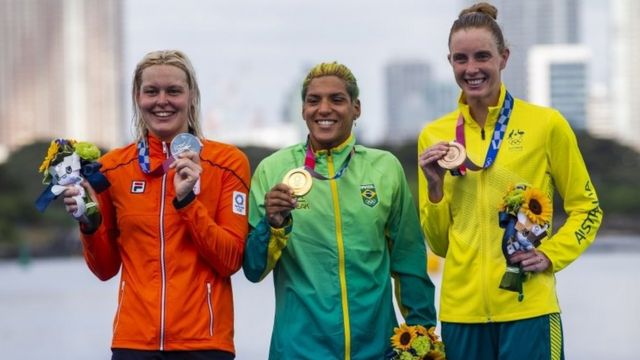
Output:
[1, 131, 638, 258]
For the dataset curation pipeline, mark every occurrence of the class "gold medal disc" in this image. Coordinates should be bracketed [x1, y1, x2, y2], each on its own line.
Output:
[437, 142, 467, 170]
[282, 168, 313, 196]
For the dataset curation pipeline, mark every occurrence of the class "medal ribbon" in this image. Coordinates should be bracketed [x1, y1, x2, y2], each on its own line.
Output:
[137, 138, 178, 176]
[451, 91, 514, 176]
[303, 142, 354, 180]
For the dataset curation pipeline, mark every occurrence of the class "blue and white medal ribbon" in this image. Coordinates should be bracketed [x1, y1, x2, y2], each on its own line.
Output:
[450, 91, 514, 176]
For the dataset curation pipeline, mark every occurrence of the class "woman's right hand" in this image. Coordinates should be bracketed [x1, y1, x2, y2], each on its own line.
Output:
[418, 141, 450, 203]
[62, 181, 99, 226]
[264, 183, 297, 228]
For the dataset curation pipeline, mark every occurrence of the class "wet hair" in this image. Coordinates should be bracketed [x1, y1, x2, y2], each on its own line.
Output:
[448, 2, 507, 53]
[131, 50, 203, 141]
[301, 62, 359, 102]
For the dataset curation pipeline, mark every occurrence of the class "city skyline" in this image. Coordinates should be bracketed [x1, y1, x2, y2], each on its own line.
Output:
[122, 0, 610, 147]
[0, 0, 618, 157]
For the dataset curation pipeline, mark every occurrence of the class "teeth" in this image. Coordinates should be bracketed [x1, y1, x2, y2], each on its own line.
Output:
[317, 120, 334, 125]
[155, 112, 172, 117]
[467, 79, 483, 85]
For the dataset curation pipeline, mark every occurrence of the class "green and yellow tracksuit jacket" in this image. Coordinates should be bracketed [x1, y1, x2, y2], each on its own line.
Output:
[418, 84, 603, 323]
[244, 136, 437, 360]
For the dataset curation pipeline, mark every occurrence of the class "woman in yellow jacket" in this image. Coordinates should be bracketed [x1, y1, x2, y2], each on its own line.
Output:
[418, 3, 602, 359]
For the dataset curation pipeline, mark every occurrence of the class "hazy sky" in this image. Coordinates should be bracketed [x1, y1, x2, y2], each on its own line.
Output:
[124, 0, 608, 144]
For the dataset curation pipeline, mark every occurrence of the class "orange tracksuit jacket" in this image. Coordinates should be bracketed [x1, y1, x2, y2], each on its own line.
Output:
[80, 134, 250, 353]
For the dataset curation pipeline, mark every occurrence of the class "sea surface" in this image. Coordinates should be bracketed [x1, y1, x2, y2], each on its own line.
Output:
[1, 235, 638, 359]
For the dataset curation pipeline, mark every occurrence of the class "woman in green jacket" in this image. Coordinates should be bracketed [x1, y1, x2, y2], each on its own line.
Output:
[244, 62, 437, 359]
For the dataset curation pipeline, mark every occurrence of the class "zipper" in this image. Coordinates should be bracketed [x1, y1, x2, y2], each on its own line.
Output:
[159, 141, 168, 350]
[479, 171, 493, 321]
[327, 151, 351, 360]
[113, 281, 126, 335]
[207, 282, 214, 337]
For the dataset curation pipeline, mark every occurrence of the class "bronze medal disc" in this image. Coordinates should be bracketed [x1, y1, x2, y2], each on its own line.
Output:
[437, 142, 467, 170]
[282, 168, 312, 196]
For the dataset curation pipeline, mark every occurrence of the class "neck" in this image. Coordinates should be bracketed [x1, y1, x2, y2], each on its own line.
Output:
[468, 104, 488, 128]
[465, 91, 500, 128]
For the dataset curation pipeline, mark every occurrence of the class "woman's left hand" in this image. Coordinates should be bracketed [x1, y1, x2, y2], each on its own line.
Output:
[509, 250, 551, 273]
[170, 150, 202, 201]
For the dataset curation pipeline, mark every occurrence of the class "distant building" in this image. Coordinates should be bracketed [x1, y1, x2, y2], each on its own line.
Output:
[0, 0, 123, 162]
[426, 82, 460, 124]
[466, 0, 580, 100]
[587, 84, 615, 139]
[384, 60, 458, 144]
[611, 0, 640, 152]
[385, 61, 432, 144]
[528, 45, 589, 130]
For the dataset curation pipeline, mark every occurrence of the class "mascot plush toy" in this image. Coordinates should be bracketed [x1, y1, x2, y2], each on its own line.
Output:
[498, 183, 552, 301]
[35, 139, 109, 223]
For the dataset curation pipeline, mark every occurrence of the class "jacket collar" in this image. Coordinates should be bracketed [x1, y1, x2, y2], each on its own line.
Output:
[457, 83, 508, 129]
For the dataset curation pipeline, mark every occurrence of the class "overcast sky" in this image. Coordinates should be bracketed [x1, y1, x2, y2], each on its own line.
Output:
[123, 0, 608, 144]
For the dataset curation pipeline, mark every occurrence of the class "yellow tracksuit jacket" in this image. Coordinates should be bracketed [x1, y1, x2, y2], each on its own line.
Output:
[418, 85, 602, 323]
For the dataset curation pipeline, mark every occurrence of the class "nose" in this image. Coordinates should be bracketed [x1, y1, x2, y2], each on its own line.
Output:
[465, 59, 480, 74]
[157, 91, 170, 106]
[318, 99, 331, 115]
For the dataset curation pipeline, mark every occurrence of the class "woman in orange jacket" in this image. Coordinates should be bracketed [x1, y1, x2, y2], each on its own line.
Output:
[62, 50, 250, 360]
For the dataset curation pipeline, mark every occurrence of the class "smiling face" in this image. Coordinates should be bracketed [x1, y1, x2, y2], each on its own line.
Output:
[448, 27, 509, 108]
[136, 64, 191, 142]
[302, 75, 361, 150]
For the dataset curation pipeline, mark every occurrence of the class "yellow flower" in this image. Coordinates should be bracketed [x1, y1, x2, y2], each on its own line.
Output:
[414, 325, 429, 337]
[391, 323, 417, 351]
[426, 326, 440, 342]
[38, 140, 59, 174]
[425, 349, 446, 360]
[521, 188, 552, 224]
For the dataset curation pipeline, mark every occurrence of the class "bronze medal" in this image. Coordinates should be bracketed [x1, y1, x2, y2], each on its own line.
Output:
[437, 142, 467, 170]
[282, 167, 312, 196]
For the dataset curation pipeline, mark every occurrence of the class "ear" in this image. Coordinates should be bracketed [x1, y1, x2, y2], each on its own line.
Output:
[135, 89, 142, 105]
[353, 99, 361, 119]
[500, 48, 510, 70]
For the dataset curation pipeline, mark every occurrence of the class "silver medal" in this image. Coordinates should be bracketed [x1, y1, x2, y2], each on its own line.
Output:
[170, 133, 202, 156]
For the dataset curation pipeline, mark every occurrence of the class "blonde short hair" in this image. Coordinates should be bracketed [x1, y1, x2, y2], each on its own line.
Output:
[131, 50, 203, 141]
[301, 62, 359, 102]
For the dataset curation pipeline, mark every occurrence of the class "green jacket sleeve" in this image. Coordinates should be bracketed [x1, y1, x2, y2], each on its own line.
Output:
[539, 110, 603, 272]
[242, 161, 292, 282]
[389, 158, 437, 327]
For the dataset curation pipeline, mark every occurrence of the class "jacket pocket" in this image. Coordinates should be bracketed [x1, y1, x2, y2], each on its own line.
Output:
[206, 282, 214, 337]
[113, 281, 126, 335]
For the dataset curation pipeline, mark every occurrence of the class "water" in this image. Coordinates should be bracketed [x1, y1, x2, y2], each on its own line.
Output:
[1, 235, 638, 360]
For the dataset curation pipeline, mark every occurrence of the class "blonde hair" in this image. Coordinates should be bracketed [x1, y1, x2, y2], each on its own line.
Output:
[301, 62, 359, 102]
[131, 50, 203, 141]
[449, 2, 507, 53]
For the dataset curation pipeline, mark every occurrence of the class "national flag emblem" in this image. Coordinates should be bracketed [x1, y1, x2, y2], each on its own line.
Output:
[131, 180, 146, 194]
[360, 184, 378, 207]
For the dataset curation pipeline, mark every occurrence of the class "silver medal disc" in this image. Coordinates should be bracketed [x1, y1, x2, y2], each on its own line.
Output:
[170, 133, 202, 156]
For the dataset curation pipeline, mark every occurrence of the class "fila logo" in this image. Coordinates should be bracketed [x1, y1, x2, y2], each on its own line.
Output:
[131, 181, 146, 194]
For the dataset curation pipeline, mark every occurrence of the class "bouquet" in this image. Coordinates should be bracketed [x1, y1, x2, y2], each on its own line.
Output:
[388, 323, 446, 360]
[498, 183, 552, 301]
[35, 139, 109, 223]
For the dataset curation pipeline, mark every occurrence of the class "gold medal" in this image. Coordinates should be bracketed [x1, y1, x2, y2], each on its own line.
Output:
[437, 142, 467, 170]
[282, 168, 313, 196]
